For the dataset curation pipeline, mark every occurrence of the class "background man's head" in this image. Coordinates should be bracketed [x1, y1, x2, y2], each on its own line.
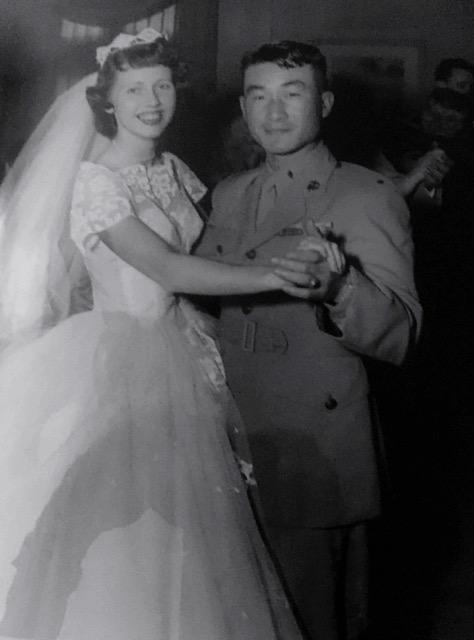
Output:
[239, 41, 334, 157]
[434, 58, 474, 95]
[422, 88, 471, 140]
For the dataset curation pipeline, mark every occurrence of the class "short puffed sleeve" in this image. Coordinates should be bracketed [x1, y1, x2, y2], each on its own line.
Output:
[165, 152, 207, 203]
[70, 163, 136, 253]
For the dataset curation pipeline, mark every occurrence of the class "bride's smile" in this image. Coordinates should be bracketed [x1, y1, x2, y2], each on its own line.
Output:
[110, 65, 176, 146]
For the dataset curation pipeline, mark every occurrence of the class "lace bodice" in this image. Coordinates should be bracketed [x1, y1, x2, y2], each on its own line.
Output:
[70, 152, 206, 318]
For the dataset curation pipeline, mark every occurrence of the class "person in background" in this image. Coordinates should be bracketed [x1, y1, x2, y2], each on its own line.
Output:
[434, 57, 474, 96]
[433, 57, 474, 137]
[322, 75, 452, 203]
[373, 145, 451, 203]
[388, 88, 473, 222]
[197, 40, 421, 640]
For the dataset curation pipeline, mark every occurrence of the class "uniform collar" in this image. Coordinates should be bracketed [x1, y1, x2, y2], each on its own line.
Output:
[263, 141, 337, 192]
[236, 141, 338, 254]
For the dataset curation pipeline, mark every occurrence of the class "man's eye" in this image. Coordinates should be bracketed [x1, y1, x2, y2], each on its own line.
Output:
[127, 87, 141, 94]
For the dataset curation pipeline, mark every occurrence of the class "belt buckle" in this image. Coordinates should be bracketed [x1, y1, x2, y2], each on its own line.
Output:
[242, 320, 257, 352]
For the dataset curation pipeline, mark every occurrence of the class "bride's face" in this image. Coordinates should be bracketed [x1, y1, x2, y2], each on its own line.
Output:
[109, 64, 176, 142]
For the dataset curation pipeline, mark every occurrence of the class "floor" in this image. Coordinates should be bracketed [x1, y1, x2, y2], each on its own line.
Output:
[368, 350, 474, 640]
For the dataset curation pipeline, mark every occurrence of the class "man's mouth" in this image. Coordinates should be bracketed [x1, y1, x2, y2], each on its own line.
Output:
[264, 128, 291, 134]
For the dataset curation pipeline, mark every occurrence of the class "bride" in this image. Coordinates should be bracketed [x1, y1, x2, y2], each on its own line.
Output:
[0, 29, 317, 639]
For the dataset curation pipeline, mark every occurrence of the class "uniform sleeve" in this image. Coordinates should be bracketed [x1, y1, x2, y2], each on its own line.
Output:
[70, 164, 136, 253]
[320, 182, 422, 365]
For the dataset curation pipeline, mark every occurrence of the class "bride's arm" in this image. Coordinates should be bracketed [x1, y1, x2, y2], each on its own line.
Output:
[98, 216, 287, 295]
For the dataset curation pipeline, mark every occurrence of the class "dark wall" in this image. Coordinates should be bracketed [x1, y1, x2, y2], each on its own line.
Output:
[217, 0, 474, 102]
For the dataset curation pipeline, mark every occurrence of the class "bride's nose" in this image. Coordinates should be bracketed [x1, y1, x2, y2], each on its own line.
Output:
[145, 86, 161, 105]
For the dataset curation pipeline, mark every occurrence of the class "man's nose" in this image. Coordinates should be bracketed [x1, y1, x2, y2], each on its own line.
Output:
[266, 97, 287, 120]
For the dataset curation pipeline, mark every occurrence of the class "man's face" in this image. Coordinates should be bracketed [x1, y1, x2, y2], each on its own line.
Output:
[444, 67, 474, 95]
[240, 62, 334, 157]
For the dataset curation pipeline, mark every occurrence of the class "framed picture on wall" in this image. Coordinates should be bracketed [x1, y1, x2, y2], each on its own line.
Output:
[317, 41, 420, 107]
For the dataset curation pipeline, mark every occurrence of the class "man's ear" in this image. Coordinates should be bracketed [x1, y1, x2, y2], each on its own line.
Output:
[239, 95, 247, 122]
[321, 91, 335, 119]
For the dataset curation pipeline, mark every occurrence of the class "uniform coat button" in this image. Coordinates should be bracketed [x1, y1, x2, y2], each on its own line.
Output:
[307, 179, 320, 191]
[324, 395, 338, 410]
[216, 244, 223, 254]
[246, 249, 257, 260]
[241, 305, 253, 315]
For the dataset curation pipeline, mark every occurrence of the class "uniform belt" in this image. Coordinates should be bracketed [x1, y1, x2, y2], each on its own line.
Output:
[218, 319, 288, 354]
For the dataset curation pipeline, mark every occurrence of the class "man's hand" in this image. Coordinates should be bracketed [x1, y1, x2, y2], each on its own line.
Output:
[271, 236, 347, 301]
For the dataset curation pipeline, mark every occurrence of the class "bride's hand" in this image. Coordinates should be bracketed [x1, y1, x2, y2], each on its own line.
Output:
[262, 269, 297, 291]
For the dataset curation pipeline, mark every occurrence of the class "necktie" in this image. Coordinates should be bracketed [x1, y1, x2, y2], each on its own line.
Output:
[256, 178, 277, 226]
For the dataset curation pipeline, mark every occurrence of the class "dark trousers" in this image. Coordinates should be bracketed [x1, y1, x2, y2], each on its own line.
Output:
[266, 522, 369, 640]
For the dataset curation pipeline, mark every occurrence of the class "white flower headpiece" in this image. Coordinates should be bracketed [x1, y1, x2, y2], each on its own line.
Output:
[96, 28, 167, 68]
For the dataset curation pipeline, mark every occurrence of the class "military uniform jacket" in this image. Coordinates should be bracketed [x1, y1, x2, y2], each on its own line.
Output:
[197, 143, 421, 528]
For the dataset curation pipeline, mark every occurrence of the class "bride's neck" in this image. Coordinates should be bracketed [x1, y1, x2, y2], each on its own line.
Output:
[109, 134, 157, 167]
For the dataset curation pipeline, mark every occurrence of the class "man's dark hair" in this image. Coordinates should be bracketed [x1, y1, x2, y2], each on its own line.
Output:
[434, 58, 474, 82]
[241, 40, 328, 89]
[429, 87, 471, 117]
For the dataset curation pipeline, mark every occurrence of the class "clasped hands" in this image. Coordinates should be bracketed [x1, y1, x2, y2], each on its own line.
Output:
[271, 233, 347, 302]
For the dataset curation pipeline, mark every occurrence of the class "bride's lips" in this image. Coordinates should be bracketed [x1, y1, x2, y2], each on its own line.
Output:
[137, 111, 164, 125]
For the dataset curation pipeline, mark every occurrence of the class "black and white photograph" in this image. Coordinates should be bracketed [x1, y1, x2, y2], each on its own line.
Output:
[0, 1, 473, 639]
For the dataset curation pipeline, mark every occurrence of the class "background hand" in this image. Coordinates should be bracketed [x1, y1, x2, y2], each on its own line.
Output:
[413, 147, 452, 188]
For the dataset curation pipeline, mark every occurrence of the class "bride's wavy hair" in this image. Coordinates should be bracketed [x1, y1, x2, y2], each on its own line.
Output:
[86, 38, 186, 139]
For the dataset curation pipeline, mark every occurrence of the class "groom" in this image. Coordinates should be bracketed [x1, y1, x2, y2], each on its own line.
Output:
[197, 40, 421, 639]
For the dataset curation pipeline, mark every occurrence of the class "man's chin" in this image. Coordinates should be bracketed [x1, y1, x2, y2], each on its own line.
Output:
[263, 142, 297, 155]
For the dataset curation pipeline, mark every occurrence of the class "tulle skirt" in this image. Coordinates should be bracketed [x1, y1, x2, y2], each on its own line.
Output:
[0, 307, 301, 640]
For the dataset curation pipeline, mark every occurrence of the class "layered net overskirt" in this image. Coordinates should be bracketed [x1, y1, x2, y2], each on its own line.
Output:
[0, 307, 301, 640]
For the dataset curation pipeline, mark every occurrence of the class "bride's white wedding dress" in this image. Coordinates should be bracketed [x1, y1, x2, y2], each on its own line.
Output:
[0, 153, 301, 639]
